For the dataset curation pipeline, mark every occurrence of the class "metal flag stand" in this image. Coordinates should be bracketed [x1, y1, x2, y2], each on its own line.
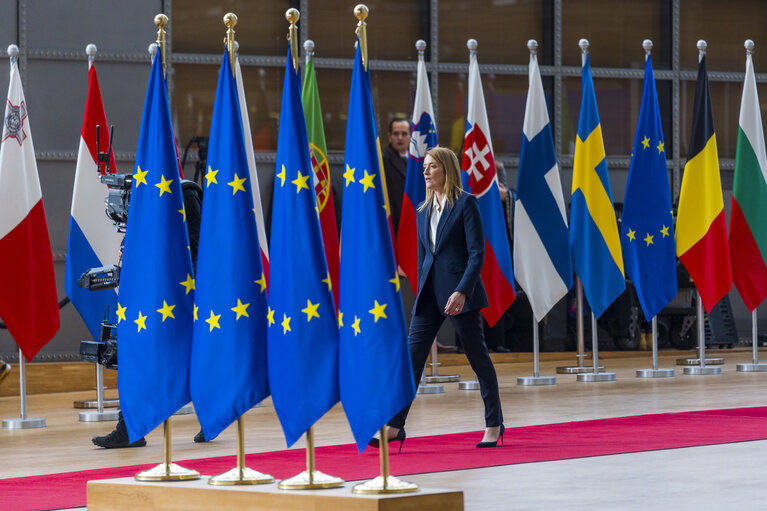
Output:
[577, 313, 616, 382]
[425, 339, 460, 384]
[352, 426, 417, 495]
[737, 309, 767, 371]
[278, 426, 344, 489]
[557, 278, 604, 374]
[2, 347, 46, 430]
[210, 416, 273, 485]
[518, 320, 556, 386]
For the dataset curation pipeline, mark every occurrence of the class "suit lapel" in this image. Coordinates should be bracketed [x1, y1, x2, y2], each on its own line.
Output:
[434, 199, 456, 252]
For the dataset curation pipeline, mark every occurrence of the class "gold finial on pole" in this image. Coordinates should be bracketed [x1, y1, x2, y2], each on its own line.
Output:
[224, 13, 238, 75]
[154, 14, 168, 77]
[286, 8, 300, 73]
[354, 4, 369, 71]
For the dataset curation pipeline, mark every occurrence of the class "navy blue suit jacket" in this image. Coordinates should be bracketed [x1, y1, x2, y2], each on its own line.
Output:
[413, 191, 488, 315]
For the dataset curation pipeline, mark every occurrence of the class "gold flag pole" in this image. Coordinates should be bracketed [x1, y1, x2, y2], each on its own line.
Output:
[350, 8, 416, 493]
[276, 11, 344, 490]
[154, 14, 167, 77]
[224, 12, 237, 75]
[209, 416, 273, 485]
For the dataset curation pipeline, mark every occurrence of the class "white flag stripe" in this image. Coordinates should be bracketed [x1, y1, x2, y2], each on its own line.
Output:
[412, 58, 435, 124]
[0, 63, 41, 239]
[235, 57, 269, 263]
[544, 163, 568, 226]
[467, 52, 494, 155]
[740, 54, 767, 184]
[513, 201, 569, 322]
[522, 55, 549, 140]
[70, 138, 122, 266]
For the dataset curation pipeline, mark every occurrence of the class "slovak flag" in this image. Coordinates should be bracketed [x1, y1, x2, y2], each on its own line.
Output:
[0, 52, 60, 361]
[65, 61, 123, 340]
[461, 44, 516, 327]
[396, 47, 437, 294]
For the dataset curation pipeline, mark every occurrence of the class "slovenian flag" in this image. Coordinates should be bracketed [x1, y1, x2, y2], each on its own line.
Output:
[513, 45, 572, 322]
[461, 45, 516, 327]
[397, 47, 437, 295]
[729, 47, 767, 312]
[676, 54, 732, 313]
[0, 51, 60, 361]
[65, 62, 122, 340]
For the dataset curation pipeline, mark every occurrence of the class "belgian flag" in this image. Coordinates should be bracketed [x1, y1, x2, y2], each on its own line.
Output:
[675, 54, 732, 312]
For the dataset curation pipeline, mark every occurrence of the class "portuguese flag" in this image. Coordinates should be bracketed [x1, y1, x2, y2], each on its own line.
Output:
[675, 55, 732, 313]
[729, 50, 767, 311]
[302, 50, 340, 306]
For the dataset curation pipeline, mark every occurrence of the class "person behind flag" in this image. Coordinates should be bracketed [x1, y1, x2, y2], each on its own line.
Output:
[729, 40, 767, 312]
[383, 116, 411, 237]
[377, 146, 505, 449]
[65, 48, 123, 342]
[513, 39, 573, 323]
[0, 45, 60, 362]
[397, 39, 437, 295]
[267, 41, 339, 447]
[116, 46, 195, 443]
[676, 42, 732, 313]
[302, 39, 340, 305]
[461, 39, 516, 328]
[338, 37, 415, 453]
[570, 40, 625, 319]
[190, 48, 270, 441]
[620, 43, 677, 321]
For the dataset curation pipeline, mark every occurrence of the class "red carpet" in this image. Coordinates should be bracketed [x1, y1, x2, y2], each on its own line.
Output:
[5, 406, 767, 511]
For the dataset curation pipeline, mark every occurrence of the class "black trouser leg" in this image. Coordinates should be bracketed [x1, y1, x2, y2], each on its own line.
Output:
[451, 309, 503, 427]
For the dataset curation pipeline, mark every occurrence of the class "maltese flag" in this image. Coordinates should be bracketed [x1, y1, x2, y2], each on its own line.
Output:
[65, 62, 122, 340]
[0, 53, 60, 360]
[461, 43, 516, 327]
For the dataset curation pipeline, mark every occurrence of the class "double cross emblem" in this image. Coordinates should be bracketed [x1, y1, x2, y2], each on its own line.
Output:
[462, 125, 496, 195]
[2, 100, 27, 146]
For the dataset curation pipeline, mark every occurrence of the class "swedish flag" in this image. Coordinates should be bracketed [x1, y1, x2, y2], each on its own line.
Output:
[339, 42, 415, 452]
[570, 54, 625, 318]
[117, 49, 195, 442]
[621, 55, 677, 320]
[190, 51, 269, 440]
[267, 45, 339, 447]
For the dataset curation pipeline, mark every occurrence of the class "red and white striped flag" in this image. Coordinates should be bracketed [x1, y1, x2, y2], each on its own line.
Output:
[0, 54, 60, 360]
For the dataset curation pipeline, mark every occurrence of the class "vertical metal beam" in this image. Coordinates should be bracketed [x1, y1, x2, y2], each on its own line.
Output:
[300, 0, 308, 83]
[163, 0, 173, 102]
[671, 0, 681, 201]
[429, 0, 438, 121]
[553, 0, 562, 160]
[18, 0, 27, 86]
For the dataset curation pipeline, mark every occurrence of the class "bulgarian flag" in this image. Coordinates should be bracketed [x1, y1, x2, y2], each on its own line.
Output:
[675, 54, 732, 312]
[302, 47, 340, 306]
[729, 47, 767, 311]
[0, 52, 60, 360]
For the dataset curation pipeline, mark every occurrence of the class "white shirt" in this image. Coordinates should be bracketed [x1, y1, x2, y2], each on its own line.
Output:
[429, 194, 447, 252]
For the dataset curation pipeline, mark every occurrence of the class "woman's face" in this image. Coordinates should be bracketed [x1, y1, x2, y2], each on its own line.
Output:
[423, 154, 446, 193]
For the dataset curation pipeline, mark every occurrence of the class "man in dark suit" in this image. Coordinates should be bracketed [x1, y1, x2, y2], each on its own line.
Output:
[382, 117, 410, 237]
[371, 147, 505, 450]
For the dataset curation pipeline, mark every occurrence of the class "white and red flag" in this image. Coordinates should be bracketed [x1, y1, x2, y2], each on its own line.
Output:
[0, 54, 60, 360]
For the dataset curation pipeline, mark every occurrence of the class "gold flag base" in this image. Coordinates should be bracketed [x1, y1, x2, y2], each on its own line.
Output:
[134, 462, 200, 482]
[208, 467, 274, 486]
[352, 475, 419, 494]
[278, 469, 344, 490]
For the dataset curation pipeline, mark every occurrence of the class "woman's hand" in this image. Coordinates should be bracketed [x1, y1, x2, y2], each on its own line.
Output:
[444, 291, 466, 316]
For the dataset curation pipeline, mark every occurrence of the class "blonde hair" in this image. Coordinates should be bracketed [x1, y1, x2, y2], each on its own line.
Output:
[417, 146, 464, 212]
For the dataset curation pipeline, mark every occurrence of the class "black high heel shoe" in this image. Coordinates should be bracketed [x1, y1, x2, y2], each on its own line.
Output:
[368, 428, 407, 453]
[476, 424, 505, 448]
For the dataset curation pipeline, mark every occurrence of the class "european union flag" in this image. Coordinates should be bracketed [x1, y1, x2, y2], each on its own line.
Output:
[621, 55, 677, 319]
[117, 49, 195, 443]
[190, 51, 269, 440]
[570, 54, 625, 319]
[267, 45, 339, 447]
[339, 42, 415, 452]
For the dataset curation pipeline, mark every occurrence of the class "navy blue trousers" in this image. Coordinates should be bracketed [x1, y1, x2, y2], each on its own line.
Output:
[388, 280, 503, 429]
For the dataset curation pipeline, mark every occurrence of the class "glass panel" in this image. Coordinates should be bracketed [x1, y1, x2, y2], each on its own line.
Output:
[438, 73, 531, 157]
[561, 77, 645, 157]
[173, 1, 290, 55]
[562, 0, 669, 69]
[438, 0, 544, 65]
[308, 0, 426, 61]
[680, 0, 767, 72]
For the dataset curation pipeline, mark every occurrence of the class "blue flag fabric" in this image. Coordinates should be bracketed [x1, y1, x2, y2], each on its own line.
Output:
[190, 52, 270, 440]
[339, 42, 416, 452]
[570, 55, 626, 319]
[267, 45, 339, 447]
[620, 56, 677, 319]
[117, 50, 195, 443]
